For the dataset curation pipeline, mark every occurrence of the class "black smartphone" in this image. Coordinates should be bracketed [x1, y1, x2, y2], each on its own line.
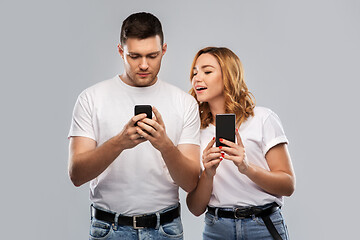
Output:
[134, 105, 152, 126]
[216, 114, 236, 147]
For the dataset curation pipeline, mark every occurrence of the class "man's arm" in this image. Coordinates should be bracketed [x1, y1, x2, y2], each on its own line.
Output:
[162, 143, 200, 193]
[68, 114, 147, 187]
[136, 106, 200, 192]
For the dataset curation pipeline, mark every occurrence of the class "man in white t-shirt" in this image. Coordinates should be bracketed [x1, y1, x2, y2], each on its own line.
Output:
[68, 12, 200, 240]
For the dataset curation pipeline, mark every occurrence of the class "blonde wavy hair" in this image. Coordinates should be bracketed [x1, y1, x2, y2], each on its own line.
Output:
[189, 47, 255, 129]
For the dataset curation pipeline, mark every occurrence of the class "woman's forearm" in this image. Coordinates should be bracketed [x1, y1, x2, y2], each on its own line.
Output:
[186, 171, 214, 216]
[245, 163, 295, 196]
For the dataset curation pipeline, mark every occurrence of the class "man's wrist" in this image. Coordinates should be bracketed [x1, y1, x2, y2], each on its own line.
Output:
[159, 137, 176, 156]
[109, 135, 125, 153]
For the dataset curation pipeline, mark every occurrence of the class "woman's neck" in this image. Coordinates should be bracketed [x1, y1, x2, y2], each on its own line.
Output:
[208, 97, 225, 125]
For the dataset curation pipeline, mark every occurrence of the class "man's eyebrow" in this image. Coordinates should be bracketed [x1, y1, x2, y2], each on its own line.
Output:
[147, 51, 161, 55]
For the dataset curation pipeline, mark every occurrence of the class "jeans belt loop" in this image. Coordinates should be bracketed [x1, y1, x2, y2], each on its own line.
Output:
[133, 215, 144, 229]
[113, 213, 119, 231]
[155, 212, 160, 230]
[90, 204, 94, 220]
[214, 208, 219, 220]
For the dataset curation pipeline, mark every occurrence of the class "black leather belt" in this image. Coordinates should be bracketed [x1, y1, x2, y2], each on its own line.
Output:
[207, 203, 283, 240]
[91, 205, 180, 229]
[207, 203, 279, 219]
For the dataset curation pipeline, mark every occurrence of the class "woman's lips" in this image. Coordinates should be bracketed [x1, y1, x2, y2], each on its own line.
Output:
[195, 86, 207, 93]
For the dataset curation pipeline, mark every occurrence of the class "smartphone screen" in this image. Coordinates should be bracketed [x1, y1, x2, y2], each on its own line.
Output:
[216, 114, 236, 147]
[134, 105, 152, 126]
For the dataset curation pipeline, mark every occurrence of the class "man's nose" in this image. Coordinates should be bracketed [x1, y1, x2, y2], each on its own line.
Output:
[139, 57, 149, 70]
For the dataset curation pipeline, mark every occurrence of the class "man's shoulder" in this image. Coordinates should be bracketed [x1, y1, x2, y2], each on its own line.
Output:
[159, 80, 195, 100]
[159, 80, 183, 92]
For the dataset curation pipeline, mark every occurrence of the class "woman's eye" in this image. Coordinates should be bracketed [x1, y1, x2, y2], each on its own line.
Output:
[193, 72, 197, 76]
[205, 71, 212, 74]
[149, 55, 158, 59]
[129, 55, 139, 59]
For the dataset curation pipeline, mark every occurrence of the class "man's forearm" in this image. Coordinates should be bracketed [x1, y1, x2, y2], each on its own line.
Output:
[160, 144, 200, 192]
[69, 136, 124, 187]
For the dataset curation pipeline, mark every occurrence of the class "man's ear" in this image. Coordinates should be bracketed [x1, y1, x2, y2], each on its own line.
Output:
[118, 44, 124, 59]
[162, 43, 167, 56]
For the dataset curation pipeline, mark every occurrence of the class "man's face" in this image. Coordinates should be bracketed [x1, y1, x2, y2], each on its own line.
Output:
[119, 36, 167, 87]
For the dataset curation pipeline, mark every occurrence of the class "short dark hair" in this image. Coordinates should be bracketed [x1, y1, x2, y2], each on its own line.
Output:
[120, 12, 164, 45]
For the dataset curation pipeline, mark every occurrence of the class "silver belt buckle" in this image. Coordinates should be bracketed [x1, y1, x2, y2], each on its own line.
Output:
[234, 208, 246, 219]
[133, 215, 144, 229]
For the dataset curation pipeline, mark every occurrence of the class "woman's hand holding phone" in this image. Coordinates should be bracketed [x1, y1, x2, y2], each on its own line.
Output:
[202, 137, 223, 178]
[218, 129, 249, 174]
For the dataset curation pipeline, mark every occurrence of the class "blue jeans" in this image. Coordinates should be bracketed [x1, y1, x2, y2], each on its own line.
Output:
[203, 206, 289, 240]
[89, 204, 183, 240]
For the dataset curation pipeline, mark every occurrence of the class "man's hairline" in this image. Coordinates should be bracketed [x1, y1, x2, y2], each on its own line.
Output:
[120, 34, 164, 47]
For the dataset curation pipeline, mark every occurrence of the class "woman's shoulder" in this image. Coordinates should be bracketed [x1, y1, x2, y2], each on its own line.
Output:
[253, 106, 275, 119]
[251, 106, 285, 129]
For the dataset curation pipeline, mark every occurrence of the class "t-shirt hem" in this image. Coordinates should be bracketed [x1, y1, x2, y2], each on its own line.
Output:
[177, 140, 200, 146]
[68, 132, 96, 141]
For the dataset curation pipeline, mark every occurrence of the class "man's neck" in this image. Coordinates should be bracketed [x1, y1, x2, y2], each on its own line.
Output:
[119, 73, 158, 87]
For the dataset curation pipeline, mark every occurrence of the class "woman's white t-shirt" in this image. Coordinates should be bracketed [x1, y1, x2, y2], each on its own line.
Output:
[200, 107, 288, 208]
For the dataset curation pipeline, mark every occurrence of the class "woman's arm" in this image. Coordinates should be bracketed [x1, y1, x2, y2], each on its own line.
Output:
[245, 143, 295, 196]
[221, 130, 296, 196]
[186, 138, 222, 216]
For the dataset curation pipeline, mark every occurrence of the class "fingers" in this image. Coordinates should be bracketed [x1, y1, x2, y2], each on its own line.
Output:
[132, 131, 147, 142]
[203, 137, 216, 155]
[202, 139, 223, 166]
[152, 106, 165, 127]
[217, 131, 245, 162]
[235, 129, 244, 147]
[136, 126, 153, 141]
[137, 106, 163, 133]
[218, 129, 244, 148]
[203, 159, 221, 169]
[203, 152, 222, 163]
[137, 119, 159, 139]
[130, 113, 147, 126]
[218, 138, 237, 148]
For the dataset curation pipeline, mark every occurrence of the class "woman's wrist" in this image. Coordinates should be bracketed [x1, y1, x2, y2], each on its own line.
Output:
[238, 161, 251, 175]
[203, 169, 215, 181]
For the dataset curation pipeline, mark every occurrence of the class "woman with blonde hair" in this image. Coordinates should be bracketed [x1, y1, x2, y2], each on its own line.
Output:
[187, 47, 295, 240]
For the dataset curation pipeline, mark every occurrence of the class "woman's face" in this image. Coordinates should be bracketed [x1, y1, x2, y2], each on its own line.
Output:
[191, 53, 224, 103]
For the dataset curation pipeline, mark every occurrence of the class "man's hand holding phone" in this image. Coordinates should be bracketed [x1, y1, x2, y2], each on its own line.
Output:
[115, 113, 148, 150]
[135, 106, 173, 152]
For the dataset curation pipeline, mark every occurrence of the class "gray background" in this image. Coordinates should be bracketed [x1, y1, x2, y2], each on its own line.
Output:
[1, 0, 359, 239]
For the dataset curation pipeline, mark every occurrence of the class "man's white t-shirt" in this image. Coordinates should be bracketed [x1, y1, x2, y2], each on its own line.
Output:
[68, 75, 200, 215]
[200, 107, 288, 207]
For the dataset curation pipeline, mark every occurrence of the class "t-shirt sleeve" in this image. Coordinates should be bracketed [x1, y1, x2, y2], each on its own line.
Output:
[68, 92, 96, 141]
[262, 111, 288, 156]
[178, 96, 200, 146]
